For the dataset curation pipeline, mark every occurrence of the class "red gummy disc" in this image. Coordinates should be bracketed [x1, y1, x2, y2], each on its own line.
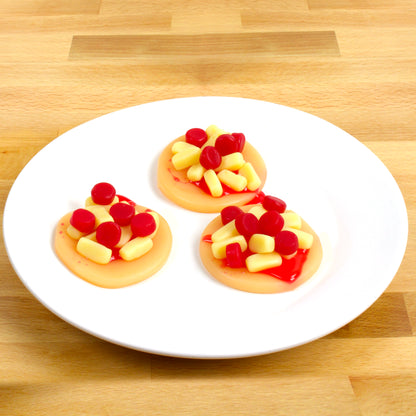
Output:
[221, 205, 244, 225]
[275, 230, 299, 255]
[231, 132, 246, 152]
[109, 203, 135, 226]
[259, 210, 284, 236]
[185, 128, 208, 148]
[226, 242, 245, 268]
[200, 146, 222, 170]
[262, 195, 287, 213]
[130, 212, 156, 237]
[215, 134, 239, 156]
[91, 182, 116, 205]
[70, 208, 96, 234]
[96, 221, 121, 248]
[235, 213, 259, 238]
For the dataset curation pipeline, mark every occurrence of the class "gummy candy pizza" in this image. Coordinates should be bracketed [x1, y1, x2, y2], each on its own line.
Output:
[199, 195, 323, 294]
[54, 182, 172, 288]
[157, 125, 267, 212]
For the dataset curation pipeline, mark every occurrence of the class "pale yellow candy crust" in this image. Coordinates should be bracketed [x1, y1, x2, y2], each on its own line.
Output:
[54, 205, 172, 288]
[157, 136, 267, 213]
[199, 205, 323, 294]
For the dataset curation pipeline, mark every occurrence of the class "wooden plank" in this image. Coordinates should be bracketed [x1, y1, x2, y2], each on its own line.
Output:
[150, 338, 416, 378]
[242, 10, 416, 28]
[0, 34, 72, 62]
[0, 137, 53, 180]
[336, 28, 416, 58]
[2, 59, 416, 87]
[0, 378, 361, 415]
[100, 0, 308, 14]
[0, 0, 101, 15]
[171, 10, 242, 32]
[69, 32, 340, 60]
[0, 296, 94, 343]
[0, 342, 151, 383]
[0, 14, 172, 34]
[308, 0, 416, 9]
[350, 375, 416, 416]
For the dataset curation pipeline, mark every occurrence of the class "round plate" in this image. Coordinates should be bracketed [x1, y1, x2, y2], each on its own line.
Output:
[3, 97, 408, 359]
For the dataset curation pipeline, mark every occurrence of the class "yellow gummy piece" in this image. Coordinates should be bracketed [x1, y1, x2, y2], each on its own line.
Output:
[248, 233, 275, 254]
[217, 169, 247, 192]
[187, 163, 205, 181]
[204, 169, 223, 197]
[211, 219, 239, 243]
[218, 152, 245, 172]
[76, 237, 112, 265]
[281, 212, 302, 230]
[239, 162, 261, 191]
[246, 252, 282, 273]
[171, 141, 198, 154]
[171, 146, 201, 170]
[119, 236, 153, 261]
[66, 224, 84, 240]
[248, 205, 267, 219]
[206, 125, 227, 140]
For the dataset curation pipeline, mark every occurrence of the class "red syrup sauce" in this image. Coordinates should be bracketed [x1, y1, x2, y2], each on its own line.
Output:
[202, 234, 308, 283]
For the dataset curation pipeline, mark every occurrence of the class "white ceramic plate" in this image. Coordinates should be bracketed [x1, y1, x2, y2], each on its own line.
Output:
[3, 97, 408, 359]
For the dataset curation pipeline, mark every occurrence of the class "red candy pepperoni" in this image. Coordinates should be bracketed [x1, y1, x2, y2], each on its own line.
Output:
[275, 230, 299, 256]
[96, 221, 121, 248]
[259, 210, 284, 236]
[231, 132, 245, 152]
[215, 134, 239, 156]
[221, 205, 244, 225]
[226, 242, 245, 268]
[70, 208, 96, 234]
[262, 195, 287, 213]
[131, 212, 156, 237]
[91, 182, 116, 205]
[199, 146, 222, 170]
[109, 203, 135, 226]
[235, 212, 259, 238]
[185, 128, 208, 148]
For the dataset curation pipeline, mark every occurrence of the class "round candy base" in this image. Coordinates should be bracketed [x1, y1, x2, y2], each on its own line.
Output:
[55, 206, 172, 289]
[199, 205, 323, 294]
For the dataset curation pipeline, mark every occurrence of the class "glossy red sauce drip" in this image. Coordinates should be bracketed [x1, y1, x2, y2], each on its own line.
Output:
[246, 191, 265, 205]
[116, 194, 136, 206]
[202, 234, 308, 283]
[262, 249, 309, 282]
[202, 234, 213, 243]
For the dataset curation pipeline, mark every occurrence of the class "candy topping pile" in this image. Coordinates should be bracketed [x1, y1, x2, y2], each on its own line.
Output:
[66, 182, 160, 265]
[208, 195, 315, 274]
[170, 125, 262, 197]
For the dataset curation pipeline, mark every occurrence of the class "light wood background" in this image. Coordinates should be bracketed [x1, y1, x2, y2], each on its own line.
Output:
[0, 1, 415, 415]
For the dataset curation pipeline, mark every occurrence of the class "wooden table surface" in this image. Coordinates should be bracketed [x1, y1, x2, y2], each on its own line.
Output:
[0, 1, 415, 415]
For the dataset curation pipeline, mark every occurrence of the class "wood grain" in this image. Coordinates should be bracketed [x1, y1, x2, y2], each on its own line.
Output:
[69, 32, 340, 60]
[0, 0, 414, 415]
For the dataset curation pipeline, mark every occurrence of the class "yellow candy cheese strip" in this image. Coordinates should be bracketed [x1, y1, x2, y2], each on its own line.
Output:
[76, 237, 112, 265]
[204, 169, 223, 197]
[246, 252, 282, 273]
